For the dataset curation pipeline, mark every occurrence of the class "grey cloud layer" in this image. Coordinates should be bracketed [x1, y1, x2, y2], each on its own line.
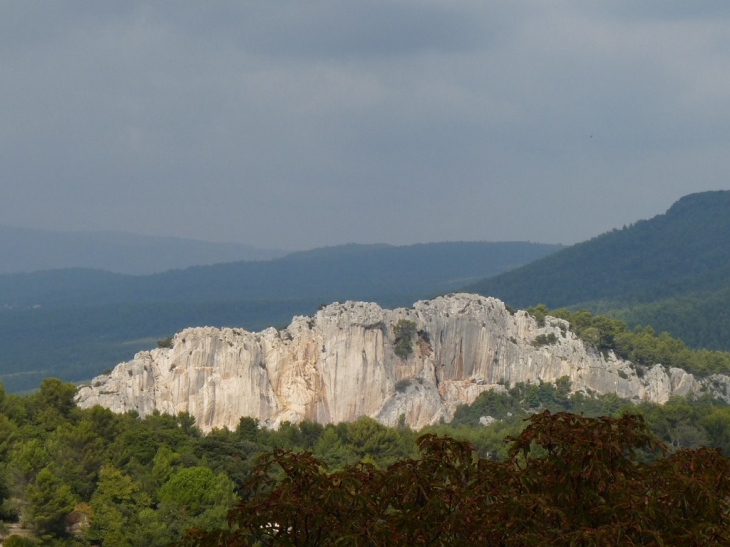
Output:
[1, 1, 728, 248]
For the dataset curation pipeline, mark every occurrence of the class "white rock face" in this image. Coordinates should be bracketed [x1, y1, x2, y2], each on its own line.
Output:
[76, 294, 730, 432]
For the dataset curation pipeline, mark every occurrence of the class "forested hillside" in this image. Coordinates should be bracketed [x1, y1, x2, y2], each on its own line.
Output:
[466, 191, 730, 350]
[610, 289, 730, 351]
[2, 378, 730, 545]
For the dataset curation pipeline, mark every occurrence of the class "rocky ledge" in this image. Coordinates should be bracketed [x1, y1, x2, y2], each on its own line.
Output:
[76, 293, 730, 432]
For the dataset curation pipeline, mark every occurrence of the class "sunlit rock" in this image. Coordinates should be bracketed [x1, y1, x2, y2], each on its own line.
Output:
[76, 293, 727, 432]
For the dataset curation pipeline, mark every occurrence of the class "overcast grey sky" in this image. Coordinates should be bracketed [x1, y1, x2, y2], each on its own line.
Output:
[1, 1, 729, 250]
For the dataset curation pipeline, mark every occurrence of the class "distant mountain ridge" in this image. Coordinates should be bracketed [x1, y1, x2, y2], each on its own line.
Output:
[466, 190, 730, 350]
[0, 241, 563, 309]
[0, 225, 286, 274]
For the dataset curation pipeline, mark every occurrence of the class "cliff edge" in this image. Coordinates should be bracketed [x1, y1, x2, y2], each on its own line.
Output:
[76, 294, 730, 431]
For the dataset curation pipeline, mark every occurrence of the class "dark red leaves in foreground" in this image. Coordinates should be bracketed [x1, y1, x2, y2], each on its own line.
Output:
[180, 412, 730, 546]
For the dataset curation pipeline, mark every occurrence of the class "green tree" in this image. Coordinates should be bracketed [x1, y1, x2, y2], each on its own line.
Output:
[7, 438, 49, 492]
[312, 426, 353, 468]
[158, 467, 235, 540]
[151, 446, 181, 488]
[527, 303, 549, 326]
[0, 464, 16, 522]
[701, 407, 730, 454]
[554, 375, 571, 407]
[86, 466, 151, 546]
[235, 417, 259, 443]
[24, 467, 77, 540]
[158, 467, 230, 515]
[2, 536, 39, 547]
[0, 413, 17, 461]
[27, 379, 79, 431]
[393, 319, 417, 358]
[47, 420, 107, 501]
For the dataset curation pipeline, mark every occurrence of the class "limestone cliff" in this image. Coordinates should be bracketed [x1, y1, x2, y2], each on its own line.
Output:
[76, 294, 730, 432]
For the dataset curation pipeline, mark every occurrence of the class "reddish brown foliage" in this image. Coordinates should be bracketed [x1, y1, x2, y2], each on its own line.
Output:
[180, 411, 730, 546]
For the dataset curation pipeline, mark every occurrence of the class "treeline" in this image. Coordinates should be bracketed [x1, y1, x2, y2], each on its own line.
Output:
[527, 304, 730, 377]
[2, 378, 730, 545]
[452, 378, 730, 454]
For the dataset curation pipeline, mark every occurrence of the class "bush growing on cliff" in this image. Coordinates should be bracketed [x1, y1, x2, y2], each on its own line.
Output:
[157, 337, 173, 349]
[531, 333, 558, 347]
[394, 379, 411, 393]
[393, 319, 417, 358]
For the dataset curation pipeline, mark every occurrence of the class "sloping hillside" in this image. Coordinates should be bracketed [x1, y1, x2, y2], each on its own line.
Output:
[468, 191, 730, 308]
[466, 191, 730, 350]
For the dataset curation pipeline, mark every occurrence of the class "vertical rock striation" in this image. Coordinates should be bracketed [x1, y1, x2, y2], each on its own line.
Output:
[76, 294, 730, 431]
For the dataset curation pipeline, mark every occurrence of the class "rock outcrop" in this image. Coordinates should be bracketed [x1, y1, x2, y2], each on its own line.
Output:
[76, 294, 730, 432]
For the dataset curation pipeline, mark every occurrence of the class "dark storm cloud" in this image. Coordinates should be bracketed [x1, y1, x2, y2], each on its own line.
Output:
[1, 1, 729, 249]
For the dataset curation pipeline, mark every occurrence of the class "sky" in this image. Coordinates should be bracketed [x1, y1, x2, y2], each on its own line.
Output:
[2, 1, 730, 250]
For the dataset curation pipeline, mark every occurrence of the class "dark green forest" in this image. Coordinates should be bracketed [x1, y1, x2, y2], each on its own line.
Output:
[610, 288, 730, 351]
[3, 377, 730, 545]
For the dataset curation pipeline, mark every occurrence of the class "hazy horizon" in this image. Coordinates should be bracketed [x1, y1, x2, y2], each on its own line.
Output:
[0, 221, 571, 254]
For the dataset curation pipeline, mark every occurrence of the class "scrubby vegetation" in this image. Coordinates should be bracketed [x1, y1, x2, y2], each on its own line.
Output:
[394, 379, 412, 392]
[531, 333, 558, 346]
